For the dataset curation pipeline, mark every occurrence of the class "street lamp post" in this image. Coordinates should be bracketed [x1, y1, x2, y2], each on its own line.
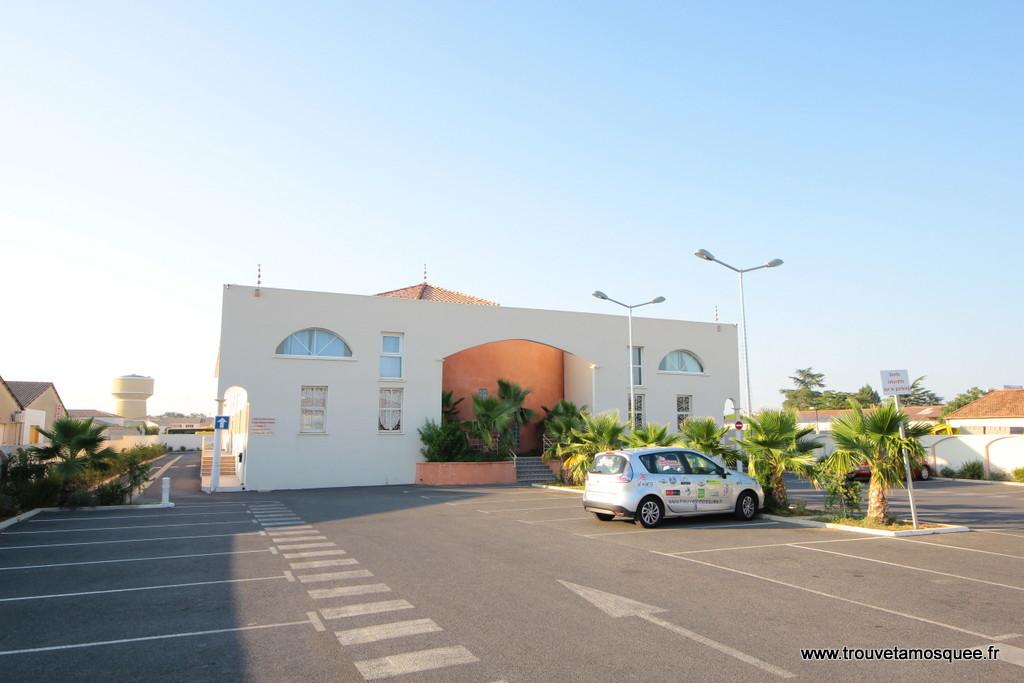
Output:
[693, 249, 783, 417]
[592, 291, 666, 428]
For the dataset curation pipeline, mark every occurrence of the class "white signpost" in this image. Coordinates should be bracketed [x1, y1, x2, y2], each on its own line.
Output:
[880, 369, 919, 529]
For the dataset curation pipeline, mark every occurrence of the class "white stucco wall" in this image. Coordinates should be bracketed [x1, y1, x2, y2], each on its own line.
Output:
[217, 285, 740, 491]
[563, 353, 594, 411]
[946, 417, 1024, 434]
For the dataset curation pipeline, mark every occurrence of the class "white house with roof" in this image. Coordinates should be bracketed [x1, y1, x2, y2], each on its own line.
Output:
[213, 281, 740, 491]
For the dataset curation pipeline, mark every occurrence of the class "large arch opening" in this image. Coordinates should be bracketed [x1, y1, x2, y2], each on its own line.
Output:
[442, 339, 595, 456]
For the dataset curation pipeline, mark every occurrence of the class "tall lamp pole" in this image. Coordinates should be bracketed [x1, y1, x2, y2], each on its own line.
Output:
[592, 291, 666, 428]
[693, 249, 783, 417]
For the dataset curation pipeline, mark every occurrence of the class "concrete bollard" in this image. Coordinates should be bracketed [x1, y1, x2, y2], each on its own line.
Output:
[162, 477, 171, 505]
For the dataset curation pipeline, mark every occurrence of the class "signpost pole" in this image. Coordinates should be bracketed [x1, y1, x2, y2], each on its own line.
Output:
[211, 397, 225, 493]
[894, 393, 919, 530]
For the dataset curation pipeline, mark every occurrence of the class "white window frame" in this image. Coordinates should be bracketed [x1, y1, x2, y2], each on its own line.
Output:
[300, 386, 327, 434]
[627, 392, 645, 429]
[657, 349, 705, 375]
[631, 346, 644, 386]
[379, 333, 404, 380]
[378, 387, 403, 433]
[675, 394, 693, 431]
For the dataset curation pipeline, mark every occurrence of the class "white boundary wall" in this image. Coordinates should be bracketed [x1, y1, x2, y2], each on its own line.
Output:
[106, 434, 202, 452]
[810, 433, 1024, 476]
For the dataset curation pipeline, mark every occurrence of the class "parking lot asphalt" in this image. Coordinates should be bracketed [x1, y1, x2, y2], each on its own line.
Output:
[2, 454, 1023, 682]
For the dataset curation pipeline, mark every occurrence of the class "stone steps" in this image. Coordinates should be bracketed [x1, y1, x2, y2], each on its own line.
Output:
[515, 457, 554, 483]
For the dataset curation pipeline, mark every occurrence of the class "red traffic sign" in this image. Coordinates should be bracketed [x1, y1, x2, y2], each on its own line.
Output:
[734, 420, 744, 430]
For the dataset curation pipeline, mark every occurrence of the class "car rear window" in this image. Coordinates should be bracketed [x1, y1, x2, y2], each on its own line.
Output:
[589, 453, 628, 475]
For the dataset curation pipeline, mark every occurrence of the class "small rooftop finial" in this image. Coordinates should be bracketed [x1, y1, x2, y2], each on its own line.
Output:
[423, 263, 428, 283]
[714, 304, 719, 322]
[255, 264, 262, 298]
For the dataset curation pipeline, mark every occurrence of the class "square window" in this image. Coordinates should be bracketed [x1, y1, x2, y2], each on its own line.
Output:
[382, 335, 402, 353]
[380, 356, 402, 378]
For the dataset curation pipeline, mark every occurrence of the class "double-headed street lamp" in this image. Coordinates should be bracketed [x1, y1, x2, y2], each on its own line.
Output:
[693, 249, 783, 417]
[593, 291, 666, 428]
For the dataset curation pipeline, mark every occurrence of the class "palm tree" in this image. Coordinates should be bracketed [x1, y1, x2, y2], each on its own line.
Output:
[541, 400, 585, 457]
[624, 423, 683, 448]
[558, 412, 627, 484]
[467, 395, 517, 455]
[441, 391, 464, 423]
[824, 400, 930, 524]
[680, 417, 741, 467]
[736, 410, 820, 509]
[29, 417, 116, 504]
[497, 380, 535, 449]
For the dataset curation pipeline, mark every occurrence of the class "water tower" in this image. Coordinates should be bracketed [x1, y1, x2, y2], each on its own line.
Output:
[112, 374, 154, 420]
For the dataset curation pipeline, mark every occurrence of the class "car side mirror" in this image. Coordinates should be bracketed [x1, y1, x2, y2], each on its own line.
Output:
[718, 468, 728, 477]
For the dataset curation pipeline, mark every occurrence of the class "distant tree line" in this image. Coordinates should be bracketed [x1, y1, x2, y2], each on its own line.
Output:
[779, 367, 944, 410]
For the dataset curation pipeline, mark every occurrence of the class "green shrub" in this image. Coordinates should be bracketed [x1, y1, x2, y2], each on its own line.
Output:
[64, 489, 96, 508]
[817, 467, 862, 518]
[418, 419, 470, 462]
[957, 461, 985, 480]
[0, 493, 17, 517]
[179, 445, 187, 451]
[1013, 467, 1024, 483]
[939, 466, 956, 478]
[95, 482, 129, 506]
[989, 468, 1009, 481]
[15, 477, 61, 509]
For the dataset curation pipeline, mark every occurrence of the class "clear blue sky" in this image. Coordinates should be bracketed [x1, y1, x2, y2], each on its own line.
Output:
[1, 1, 1021, 415]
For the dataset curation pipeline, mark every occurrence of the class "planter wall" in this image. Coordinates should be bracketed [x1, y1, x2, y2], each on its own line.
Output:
[415, 461, 516, 485]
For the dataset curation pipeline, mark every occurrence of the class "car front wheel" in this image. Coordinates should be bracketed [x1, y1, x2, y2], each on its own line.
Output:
[635, 497, 664, 528]
[734, 491, 758, 521]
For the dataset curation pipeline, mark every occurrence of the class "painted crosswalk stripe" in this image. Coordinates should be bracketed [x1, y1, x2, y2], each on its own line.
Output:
[270, 536, 326, 543]
[261, 521, 308, 527]
[354, 645, 478, 680]
[271, 529, 321, 536]
[284, 550, 350, 559]
[336, 618, 441, 646]
[320, 600, 414, 620]
[256, 517, 304, 522]
[289, 559, 357, 568]
[277, 542, 335, 550]
[297, 569, 373, 583]
[308, 583, 391, 599]
[260, 524, 312, 531]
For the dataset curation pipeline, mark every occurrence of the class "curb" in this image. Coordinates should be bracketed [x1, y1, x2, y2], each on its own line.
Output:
[761, 513, 970, 537]
[932, 476, 1024, 488]
[0, 502, 175, 531]
[530, 483, 583, 494]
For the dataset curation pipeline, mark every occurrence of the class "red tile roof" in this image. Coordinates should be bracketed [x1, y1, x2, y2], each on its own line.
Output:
[945, 389, 1024, 419]
[375, 283, 498, 306]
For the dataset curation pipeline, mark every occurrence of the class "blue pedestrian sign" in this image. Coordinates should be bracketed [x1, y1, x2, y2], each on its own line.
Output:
[214, 416, 230, 430]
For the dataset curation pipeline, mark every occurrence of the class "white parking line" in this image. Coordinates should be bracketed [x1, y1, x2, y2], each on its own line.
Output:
[168, 503, 248, 509]
[276, 542, 335, 550]
[516, 516, 593, 525]
[0, 531, 264, 550]
[354, 645, 478, 680]
[0, 574, 289, 602]
[290, 558, 357, 569]
[3, 520, 257, 534]
[655, 552, 1003, 640]
[0, 619, 315, 656]
[667, 536, 887, 555]
[284, 550, 349, 559]
[320, 600, 414, 620]
[307, 583, 391, 599]
[979, 529, 1024, 539]
[258, 525, 312, 531]
[582, 521, 780, 538]
[477, 505, 580, 514]
[30, 511, 249, 522]
[337, 618, 442, 646]
[0, 548, 273, 571]
[893, 537, 1024, 559]
[297, 569, 374, 584]
[792, 544, 1024, 592]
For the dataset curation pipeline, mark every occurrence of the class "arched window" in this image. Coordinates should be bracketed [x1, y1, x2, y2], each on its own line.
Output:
[658, 350, 704, 373]
[275, 328, 352, 358]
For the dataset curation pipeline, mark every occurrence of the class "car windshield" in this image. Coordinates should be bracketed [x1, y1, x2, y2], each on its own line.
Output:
[589, 453, 628, 475]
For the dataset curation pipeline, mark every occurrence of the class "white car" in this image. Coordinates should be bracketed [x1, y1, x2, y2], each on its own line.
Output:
[582, 447, 765, 528]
